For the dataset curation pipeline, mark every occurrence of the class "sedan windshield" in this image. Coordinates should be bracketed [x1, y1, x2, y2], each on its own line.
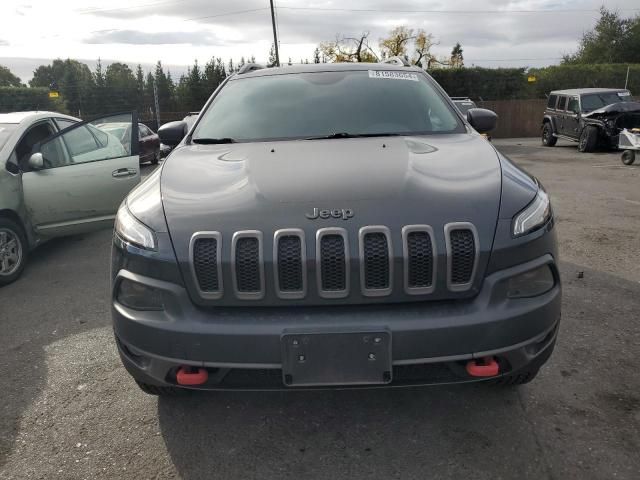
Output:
[581, 92, 631, 112]
[0, 123, 17, 150]
[193, 70, 463, 142]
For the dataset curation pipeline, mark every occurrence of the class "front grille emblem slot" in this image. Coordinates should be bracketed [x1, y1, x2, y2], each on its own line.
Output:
[316, 228, 349, 298]
[274, 229, 307, 299]
[231, 231, 265, 300]
[402, 225, 436, 295]
[445, 223, 479, 292]
[359, 226, 393, 296]
[190, 232, 223, 299]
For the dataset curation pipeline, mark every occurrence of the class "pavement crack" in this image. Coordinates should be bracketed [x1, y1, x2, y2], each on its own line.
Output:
[517, 389, 556, 480]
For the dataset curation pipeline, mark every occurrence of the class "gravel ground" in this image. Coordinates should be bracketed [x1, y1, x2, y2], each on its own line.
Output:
[1, 140, 639, 480]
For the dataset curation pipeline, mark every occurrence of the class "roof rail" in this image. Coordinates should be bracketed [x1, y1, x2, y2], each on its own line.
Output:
[383, 56, 411, 67]
[237, 63, 266, 75]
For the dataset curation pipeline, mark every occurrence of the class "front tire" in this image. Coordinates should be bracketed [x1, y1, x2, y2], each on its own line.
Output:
[578, 126, 598, 152]
[542, 123, 557, 146]
[621, 150, 636, 165]
[0, 217, 28, 287]
[492, 367, 540, 386]
[135, 380, 190, 396]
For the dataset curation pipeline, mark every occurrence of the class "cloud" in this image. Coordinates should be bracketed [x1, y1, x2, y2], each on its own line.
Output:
[0, 39, 8, 46]
[85, 29, 225, 46]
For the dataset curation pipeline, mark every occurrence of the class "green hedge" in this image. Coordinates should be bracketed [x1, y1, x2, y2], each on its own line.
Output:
[0, 87, 67, 113]
[428, 64, 640, 100]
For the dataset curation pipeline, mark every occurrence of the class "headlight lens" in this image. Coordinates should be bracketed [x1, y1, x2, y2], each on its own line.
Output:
[507, 265, 555, 298]
[513, 188, 551, 237]
[115, 203, 157, 250]
[117, 278, 164, 310]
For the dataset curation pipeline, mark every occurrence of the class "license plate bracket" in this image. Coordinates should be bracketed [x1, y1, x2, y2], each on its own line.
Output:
[281, 331, 392, 387]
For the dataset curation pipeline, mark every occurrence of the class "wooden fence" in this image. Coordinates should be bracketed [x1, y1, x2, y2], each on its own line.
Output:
[140, 100, 548, 139]
[477, 99, 547, 138]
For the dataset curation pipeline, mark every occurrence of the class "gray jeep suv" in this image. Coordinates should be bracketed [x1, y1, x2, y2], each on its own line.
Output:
[111, 62, 561, 394]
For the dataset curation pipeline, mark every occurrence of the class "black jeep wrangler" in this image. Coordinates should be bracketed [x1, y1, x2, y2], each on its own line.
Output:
[542, 88, 640, 152]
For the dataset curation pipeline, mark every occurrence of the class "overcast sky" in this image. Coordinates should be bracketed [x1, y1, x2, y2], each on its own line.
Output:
[1, 0, 639, 81]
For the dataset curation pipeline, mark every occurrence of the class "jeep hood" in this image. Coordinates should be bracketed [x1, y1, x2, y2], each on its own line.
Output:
[583, 101, 640, 118]
[161, 134, 504, 305]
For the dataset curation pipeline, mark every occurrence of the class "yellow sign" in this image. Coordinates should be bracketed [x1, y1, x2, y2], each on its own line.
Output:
[48, 91, 59, 98]
[527, 75, 537, 83]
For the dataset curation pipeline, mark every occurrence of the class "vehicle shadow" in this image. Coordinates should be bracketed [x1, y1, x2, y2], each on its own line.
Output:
[157, 383, 547, 480]
[0, 229, 113, 468]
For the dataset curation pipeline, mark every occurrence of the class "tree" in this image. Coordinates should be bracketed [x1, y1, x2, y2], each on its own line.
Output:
[313, 47, 321, 64]
[0, 65, 22, 87]
[450, 43, 464, 68]
[104, 62, 138, 113]
[319, 32, 378, 62]
[413, 30, 438, 68]
[267, 43, 278, 67]
[564, 8, 640, 64]
[379, 26, 415, 59]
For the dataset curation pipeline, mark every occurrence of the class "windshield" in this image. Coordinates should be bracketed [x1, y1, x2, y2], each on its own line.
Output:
[193, 70, 463, 142]
[0, 123, 17, 150]
[581, 92, 631, 112]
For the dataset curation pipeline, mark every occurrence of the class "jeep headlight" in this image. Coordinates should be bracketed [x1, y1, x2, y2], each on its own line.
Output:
[513, 188, 551, 237]
[115, 203, 157, 250]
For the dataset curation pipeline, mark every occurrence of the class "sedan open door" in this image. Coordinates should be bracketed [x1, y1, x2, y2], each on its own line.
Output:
[21, 112, 140, 238]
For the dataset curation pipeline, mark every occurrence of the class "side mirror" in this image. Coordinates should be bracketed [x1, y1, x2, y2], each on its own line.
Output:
[158, 121, 188, 147]
[466, 108, 498, 134]
[28, 152, 44, 170]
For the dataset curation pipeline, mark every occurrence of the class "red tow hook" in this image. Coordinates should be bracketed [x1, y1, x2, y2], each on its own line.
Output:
[176, 366, 208, 386]
[466, 356, 500, 377]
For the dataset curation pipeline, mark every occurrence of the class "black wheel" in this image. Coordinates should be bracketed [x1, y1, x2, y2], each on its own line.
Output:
[0, 217, 28, 287]
[491, 368, 539, 386]
[621, 150, 636, 165]
[578, 126, 598, 152]
[135, 380, 191, 396]
[541, 123, 557, 146]
[151, 149, 160, 165]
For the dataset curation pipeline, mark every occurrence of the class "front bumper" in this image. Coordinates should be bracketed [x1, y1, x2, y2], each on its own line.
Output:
[112, 254, 561, 389]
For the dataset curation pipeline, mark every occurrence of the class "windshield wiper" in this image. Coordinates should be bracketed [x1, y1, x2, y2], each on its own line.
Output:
[192, 137, 236, 144]
[304, 132, 404, 140]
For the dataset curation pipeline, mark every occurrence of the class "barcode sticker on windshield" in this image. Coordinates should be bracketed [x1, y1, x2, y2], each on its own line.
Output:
[618, 91, 631, 97]
[369, 70, 419, 82]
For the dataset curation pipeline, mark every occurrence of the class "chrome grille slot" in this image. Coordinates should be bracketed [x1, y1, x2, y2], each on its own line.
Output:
[316, 228, 349, 298]
[274, 229, 306, 299]
[359, 226, 392, 296]
[190, 232, 223, 299]
[445, 223, 479, 292]
[231, 231, 265, 300]
[402, 225, 436, 295]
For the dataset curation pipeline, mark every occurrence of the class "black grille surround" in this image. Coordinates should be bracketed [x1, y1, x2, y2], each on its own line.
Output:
[359, 226, 393, 296]
[190, 223, 479, 301]
[445, 222, 479, 292]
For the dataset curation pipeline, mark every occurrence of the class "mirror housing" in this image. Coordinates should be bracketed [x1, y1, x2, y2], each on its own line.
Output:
[158, 121, 188, 147]
[466, 108, 498, 134]
[28, 152, 44, 170]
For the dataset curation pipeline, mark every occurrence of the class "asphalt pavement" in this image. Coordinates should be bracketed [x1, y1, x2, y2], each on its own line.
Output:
[1, 139, 639, 479]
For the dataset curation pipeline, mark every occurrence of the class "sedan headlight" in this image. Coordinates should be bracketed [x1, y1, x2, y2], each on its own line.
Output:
[513, 188, 551, 237]
[115, 203, 157, 250]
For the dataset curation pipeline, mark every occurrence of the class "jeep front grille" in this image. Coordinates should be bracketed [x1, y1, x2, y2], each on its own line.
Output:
[190, 223, 479, 301]
[316, 228, 349, 298]
[445, 223, 479, 292]
[190, 232, 223, 299]
[231, 231, 265, 299]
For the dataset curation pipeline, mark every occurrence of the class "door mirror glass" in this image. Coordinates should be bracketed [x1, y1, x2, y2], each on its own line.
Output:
[158, 121, 187, 147]
[466, 108, 498, 134]
[28, 152, 44, 170]
[36, 113, 138, 169]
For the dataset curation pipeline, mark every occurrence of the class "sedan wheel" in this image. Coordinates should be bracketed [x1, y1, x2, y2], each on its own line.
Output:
[0, 219, 28, 286]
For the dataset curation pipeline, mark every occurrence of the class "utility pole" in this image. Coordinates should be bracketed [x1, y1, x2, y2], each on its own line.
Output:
[269, 0, 280, 67]
[624, 65, 630, 90]
[153, 79, 161, 129]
